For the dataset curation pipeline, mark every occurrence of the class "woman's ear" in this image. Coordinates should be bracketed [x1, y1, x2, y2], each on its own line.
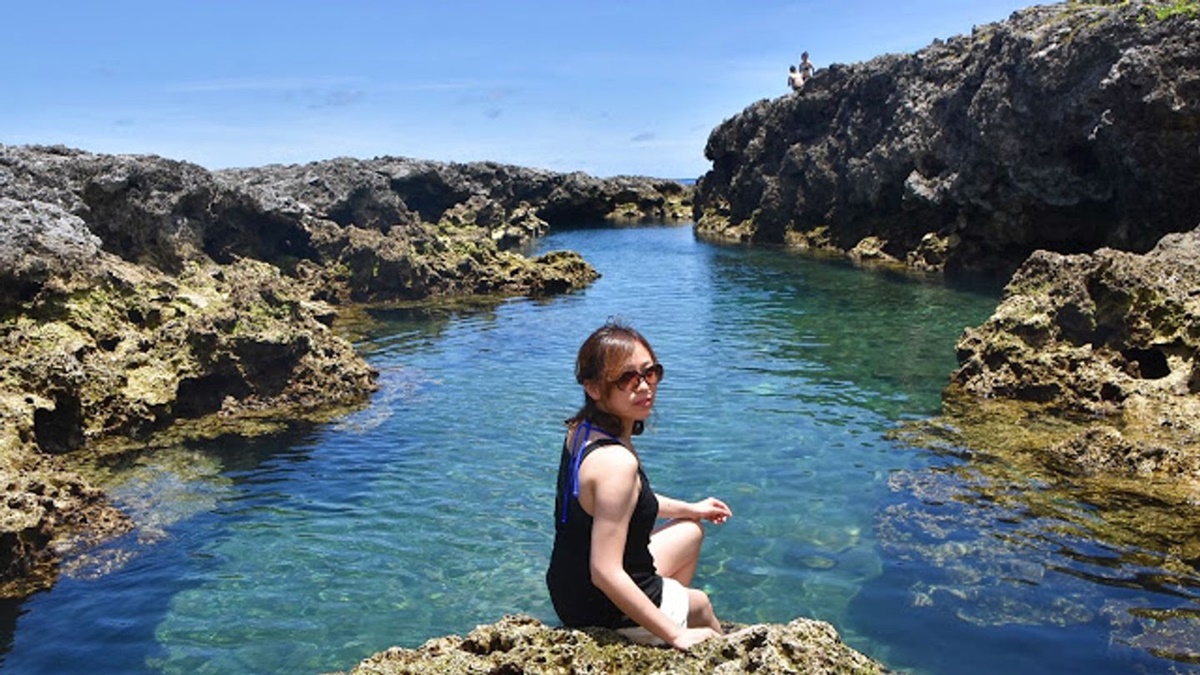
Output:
[583, 379, 602, 402]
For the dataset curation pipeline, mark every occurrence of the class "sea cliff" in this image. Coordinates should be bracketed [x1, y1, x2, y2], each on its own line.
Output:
[694, 1, 1200, 279]
[691, 0, 1200, 552]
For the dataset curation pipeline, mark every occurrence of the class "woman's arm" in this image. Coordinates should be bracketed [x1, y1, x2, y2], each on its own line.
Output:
[655, 494, 732, 524]
[583, 447, 718, 649]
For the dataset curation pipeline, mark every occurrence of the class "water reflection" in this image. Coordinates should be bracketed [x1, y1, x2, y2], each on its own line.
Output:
[8, 225, 1199, 674]
[0, 597, 22, 666]
[880, 415, 1200, 670]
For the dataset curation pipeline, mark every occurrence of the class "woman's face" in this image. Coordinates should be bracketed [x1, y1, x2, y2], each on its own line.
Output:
[587, 341, 659, 430]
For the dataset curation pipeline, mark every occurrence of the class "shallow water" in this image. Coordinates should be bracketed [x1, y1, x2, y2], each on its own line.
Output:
[2, 225, 1197, 674]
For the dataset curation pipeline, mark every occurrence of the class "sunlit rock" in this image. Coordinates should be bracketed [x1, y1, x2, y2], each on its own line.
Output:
[0, 142, 688, 597]
[341, 614, 889, 675]
[694, 2, 1200, 280]
[948, 225, 1200, 478]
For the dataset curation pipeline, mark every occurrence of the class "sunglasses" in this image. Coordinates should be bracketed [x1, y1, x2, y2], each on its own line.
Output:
[612, 363, 664, 391]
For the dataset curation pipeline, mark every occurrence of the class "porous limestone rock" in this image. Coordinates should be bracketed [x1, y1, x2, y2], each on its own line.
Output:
[948, 225, 1200, 478]
[885, 224, 1200, 615]
[342, 614, 889, 675]
[0, 143, 689, 595]
[0, 248, 377, 594]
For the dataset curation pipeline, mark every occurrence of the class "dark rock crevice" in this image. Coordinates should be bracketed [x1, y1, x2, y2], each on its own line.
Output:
[32, 393, 85, 454]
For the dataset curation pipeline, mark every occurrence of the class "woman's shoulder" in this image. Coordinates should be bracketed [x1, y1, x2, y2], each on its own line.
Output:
[581, 440, 639, 473]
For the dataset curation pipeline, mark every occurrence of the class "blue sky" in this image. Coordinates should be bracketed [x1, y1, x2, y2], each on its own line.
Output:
[3, 1, 1036, 178]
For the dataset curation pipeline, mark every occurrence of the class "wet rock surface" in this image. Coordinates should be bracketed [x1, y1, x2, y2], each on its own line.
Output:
[340, 614, 888, 675]
[948, 225, 1200, 478]
[879, 226, 1200, 662]
[694, 1, 1200, 280]
[0, 144, 689, 595]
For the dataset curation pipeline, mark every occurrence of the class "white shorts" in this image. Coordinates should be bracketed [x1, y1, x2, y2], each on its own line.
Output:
[616, 577, 689, 646]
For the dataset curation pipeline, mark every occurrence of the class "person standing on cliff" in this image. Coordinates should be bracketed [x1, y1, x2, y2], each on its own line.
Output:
[546, 320, 733, 650]
[798, 51, 815, 87]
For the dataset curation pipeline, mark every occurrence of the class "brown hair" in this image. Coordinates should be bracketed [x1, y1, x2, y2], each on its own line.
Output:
[565, 320, 659, 437]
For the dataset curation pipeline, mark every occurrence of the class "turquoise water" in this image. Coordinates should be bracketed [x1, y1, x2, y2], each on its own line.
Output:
[1, 225, 1196, 674]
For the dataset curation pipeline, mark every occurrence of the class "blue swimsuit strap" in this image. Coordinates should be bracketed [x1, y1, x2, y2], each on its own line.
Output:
[561, 420, 620, 524]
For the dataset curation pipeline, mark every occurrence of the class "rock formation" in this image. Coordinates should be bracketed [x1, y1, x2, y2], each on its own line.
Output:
[878, 228, 1200, 663]
[694, 1, 1200, 279]
[0, 144, 691, 595]
[216, 156, 691, 302]
[341, 614, 888, 675]
[946, 225, 1200, 478]
[689, 1, 1199, 659]
[883, 224, 1200, 622]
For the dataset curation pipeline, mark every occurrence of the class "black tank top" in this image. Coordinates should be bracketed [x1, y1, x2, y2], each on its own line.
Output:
[545, 432, 663, 628]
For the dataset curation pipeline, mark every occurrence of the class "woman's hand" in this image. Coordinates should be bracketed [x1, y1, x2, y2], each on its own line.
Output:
[670, 626, 722, 650]
[691, 497, 732, 524]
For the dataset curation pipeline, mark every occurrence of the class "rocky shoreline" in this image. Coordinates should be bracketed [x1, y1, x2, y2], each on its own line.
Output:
[949, 226, 1200, 472]
[0, 144, 691, 597]
[0, 144, 886, 671]
[689, 0, 1200, 596]
[694, 1, 1200, 280]
[3, 0, 1199, 672]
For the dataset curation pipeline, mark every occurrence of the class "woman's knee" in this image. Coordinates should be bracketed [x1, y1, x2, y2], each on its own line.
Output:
[650, 519, 707, 583]
[653, 518, 704, 554]
[673, 518, 705, 548]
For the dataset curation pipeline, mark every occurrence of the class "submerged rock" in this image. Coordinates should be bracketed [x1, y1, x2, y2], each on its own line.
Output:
[341, 614, 889, 675]
[694, 1, 1200, 280]
[874, 460, 1200, 664]
[0, 446, 132, 598]
[882, 227, 1200, 655]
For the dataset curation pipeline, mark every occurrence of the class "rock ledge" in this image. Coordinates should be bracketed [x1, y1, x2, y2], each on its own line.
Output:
[341, 614, 888, 675]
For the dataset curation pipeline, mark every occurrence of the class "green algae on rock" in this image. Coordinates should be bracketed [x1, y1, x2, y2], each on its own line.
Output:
[0, 251, 378, 594]
[883, 410, 1200, 662]
[0, 143, 687, 597]
[894, 227, 1200, 551]
[948, 226, 1200, 478]
[878, 226, 1200, 658]
[0, 444, 132, 598]
[339, 614, 889, 675]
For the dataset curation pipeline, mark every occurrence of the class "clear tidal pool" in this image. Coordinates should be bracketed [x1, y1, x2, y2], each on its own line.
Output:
[1, 224, 1196, 674]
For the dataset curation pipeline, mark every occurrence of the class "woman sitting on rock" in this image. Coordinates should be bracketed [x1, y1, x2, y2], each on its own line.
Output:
[546, 320, 732, 650]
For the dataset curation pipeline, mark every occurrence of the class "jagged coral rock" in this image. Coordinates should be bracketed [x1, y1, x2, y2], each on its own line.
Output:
[695, 1, 1200, 279]
[0, 143, 682, 597]
[343, 614, 889, 675]
[946, 225, 1200, 479]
